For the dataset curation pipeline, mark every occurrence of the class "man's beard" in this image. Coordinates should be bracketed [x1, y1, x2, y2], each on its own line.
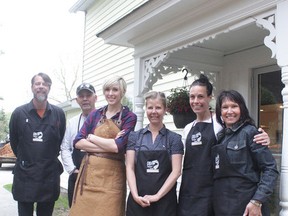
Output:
[34, 94, 47, 102]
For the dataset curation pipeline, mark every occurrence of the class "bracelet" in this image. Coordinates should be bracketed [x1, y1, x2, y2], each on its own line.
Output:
[250, 200, 262, 207]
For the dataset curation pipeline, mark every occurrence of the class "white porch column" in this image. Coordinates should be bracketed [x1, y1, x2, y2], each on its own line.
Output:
[133, 57, 145, 130]
[279, 66, 288, 215]
[134, 96, 145, 130]
[276, 1, 288, 215]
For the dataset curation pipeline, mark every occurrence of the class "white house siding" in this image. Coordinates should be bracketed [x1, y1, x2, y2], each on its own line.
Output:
[81, 0, 148, 108]
[78, 0, 218, 130]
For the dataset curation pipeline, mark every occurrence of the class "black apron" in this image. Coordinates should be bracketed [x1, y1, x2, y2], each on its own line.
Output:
[178, 118, 216, 216]
[13, 120, 63, 202]
[126, 132, 177, 216]
[212, 138, 269, 216]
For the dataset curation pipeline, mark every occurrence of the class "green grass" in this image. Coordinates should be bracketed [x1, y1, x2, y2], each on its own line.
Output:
[3, 184, 69, 215]
[54, 190, 69, 213]
[3, 183, 12, 192]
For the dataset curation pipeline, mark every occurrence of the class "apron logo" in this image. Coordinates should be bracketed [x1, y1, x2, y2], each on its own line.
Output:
[191, 132, 202, 146]
[146, 160, 159, 173]
[215, 154, 220, 169]
[33, 131, 43, 142]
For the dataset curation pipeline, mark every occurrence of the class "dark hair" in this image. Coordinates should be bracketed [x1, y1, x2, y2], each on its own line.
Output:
[31, 72, 52, 87]
[215, 90, 255, 127]
[190, 74, 213, 96]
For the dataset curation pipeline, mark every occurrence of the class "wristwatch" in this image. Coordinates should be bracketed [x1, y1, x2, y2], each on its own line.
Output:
[250, 199, 262, 207]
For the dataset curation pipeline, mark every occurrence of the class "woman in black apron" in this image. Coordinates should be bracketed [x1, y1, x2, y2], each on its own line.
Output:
[126, 91, 184, 216]
[212, 90, 278, 216]
[177, 75, 270, 216]
[178, 74, 221, 216]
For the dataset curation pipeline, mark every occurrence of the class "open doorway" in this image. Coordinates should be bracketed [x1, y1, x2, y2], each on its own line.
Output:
[253, 65, 284, 215]
[254, 66, 284, 154]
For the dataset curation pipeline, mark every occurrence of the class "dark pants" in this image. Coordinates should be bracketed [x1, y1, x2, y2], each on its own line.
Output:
[18, 201, 55, 216]
[68, 172, 78, 207]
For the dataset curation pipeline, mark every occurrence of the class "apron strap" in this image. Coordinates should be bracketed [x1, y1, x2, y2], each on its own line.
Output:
[73, 153, 90, 204]
[97, 106, 123, 128]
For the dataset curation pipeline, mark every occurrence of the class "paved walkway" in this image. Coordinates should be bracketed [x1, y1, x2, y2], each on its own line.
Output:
[0, 163, 69, 216]
[0, 164, 18, 216]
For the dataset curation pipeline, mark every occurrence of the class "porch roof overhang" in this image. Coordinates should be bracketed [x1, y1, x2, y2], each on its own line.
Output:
[94, 0, 276, 57]
[69, 0, 95, 13]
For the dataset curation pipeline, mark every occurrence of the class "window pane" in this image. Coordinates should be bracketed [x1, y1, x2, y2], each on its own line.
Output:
[258, 70, 283, 215]
[258, 70, 284, 154]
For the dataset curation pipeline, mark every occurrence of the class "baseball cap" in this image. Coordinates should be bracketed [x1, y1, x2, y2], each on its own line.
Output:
[76, 83, 96, 95]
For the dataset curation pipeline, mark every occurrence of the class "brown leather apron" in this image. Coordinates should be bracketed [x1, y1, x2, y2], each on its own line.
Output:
[69, 109, 126, 216]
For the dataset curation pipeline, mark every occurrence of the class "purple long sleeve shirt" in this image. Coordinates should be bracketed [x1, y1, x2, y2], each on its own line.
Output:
[73, 105, 137, 153]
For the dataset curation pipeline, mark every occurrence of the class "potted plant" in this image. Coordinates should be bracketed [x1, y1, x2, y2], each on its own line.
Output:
[167, 87, 196, 128]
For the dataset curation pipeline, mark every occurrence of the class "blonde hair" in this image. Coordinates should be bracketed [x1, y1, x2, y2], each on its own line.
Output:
[102, 76, 127, 97]
[144, 91, 167, 108]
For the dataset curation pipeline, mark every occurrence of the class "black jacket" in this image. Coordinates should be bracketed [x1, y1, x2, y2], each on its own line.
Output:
[212, 124, 279, 209]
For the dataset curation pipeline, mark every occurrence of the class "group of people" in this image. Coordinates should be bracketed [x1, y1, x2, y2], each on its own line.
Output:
[9, 72, 278, 216]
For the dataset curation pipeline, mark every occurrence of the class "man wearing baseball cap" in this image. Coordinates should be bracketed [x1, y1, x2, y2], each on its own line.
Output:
[61, 83, 97, 207]
[76, 83, 96, 95]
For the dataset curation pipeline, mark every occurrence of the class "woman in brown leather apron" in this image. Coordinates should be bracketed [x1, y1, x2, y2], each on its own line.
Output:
[69, 76, 137, 216]
[126, 91, 184, 216]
